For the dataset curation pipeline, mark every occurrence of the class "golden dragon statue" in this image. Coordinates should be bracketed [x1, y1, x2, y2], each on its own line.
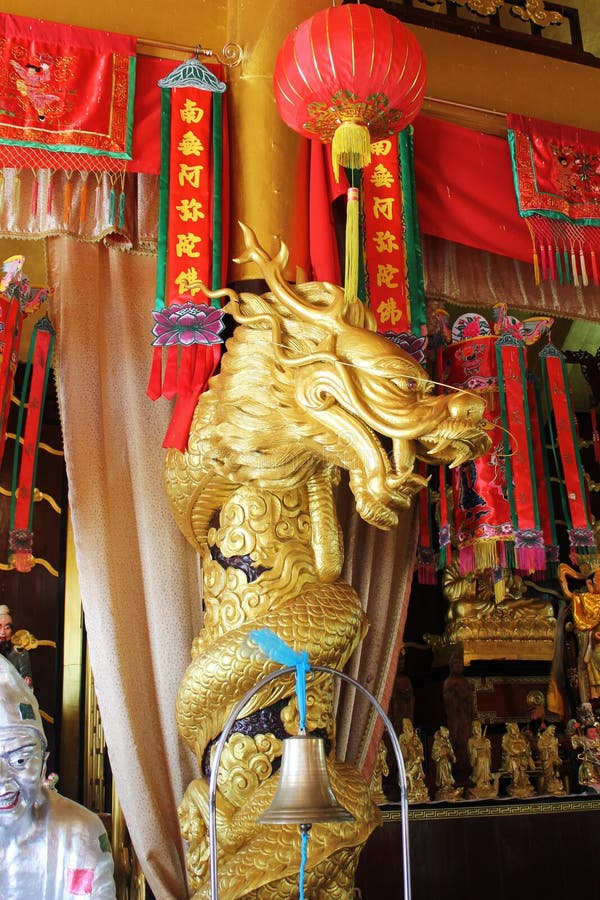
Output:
[164, 223, 490, 899]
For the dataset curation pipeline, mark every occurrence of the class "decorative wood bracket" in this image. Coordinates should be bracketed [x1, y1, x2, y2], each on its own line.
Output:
[420, 0, 565, 28]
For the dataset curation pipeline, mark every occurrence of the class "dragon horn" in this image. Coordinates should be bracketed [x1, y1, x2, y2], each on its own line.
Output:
[234, 221, 346, 329]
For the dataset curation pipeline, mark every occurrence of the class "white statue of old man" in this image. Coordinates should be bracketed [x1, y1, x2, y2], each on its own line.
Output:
[0, 654, 115, 898]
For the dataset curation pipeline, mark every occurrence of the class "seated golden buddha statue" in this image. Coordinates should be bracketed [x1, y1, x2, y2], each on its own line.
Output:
[425, 561, 556, 665]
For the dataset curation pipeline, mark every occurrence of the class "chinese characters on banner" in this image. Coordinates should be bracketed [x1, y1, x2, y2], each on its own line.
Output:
[362, 136, 409, 335]
[166, 88, 212, 302]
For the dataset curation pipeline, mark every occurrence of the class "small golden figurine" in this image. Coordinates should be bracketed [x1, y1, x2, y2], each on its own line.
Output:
[501, 721, 535, 798]
[466, 719, 500, 800]
[558, 563, 600, 703]
[571, 720, 600, 791]
[537, 725, 565, 795]
[398, 718, 430, 803]
[431, 725, 463, 801]
[369, 740, 390, 805]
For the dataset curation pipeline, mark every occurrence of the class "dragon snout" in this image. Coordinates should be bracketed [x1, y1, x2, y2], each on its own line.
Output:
[446, 391, 486, 424]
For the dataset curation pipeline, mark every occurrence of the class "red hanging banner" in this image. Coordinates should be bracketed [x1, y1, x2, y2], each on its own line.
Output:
[362, 136, 409, 334]
[147, 59, 228, 452]
[166, 87, 212, 303]
[495, 335, 545, 574]
[540, 344, 596, 565]
[444, 333, 513, 575]
[527, 378, 559, 571]
[9, 315, 55, 573]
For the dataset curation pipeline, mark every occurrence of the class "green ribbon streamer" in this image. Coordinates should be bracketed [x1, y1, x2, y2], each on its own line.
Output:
[211, 91, 223, 301]
[118, 190, 126, 229]
[123, 56, 137, 160]
[555, 248, 564, 285]
[399, 126, 426, 336]
[539, 344, 573, 531]
[563, 247, 572, 285]
[155, 88, 172, 313]
[531, 374, 558, 549]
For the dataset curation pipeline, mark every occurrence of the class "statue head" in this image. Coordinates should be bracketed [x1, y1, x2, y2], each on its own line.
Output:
[472, 720, 482, 736]
[526, 689, 545, 713]
[0, 655, 47, 833]
[448, 649, 464, 677]
[0, 604, 13, 649]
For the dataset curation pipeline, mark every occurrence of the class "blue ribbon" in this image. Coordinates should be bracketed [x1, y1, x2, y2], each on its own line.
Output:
[299, 826, 310, 899]
[249, 628, 311, 731]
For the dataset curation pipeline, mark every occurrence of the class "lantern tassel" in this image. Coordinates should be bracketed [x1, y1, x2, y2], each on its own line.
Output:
[344, 186, 360, 303]
[332, 119, 371, 182]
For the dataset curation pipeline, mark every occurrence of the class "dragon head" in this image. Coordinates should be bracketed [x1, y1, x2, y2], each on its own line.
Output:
[168, 224, 490, 533]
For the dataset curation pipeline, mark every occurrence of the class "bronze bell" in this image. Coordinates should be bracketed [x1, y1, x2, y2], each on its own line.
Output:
[257, 734, 354, 825]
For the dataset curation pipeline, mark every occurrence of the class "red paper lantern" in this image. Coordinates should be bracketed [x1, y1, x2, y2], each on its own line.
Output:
[273, 3, 427, 179]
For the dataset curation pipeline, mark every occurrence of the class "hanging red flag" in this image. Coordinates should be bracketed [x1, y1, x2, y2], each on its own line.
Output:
[9, 315, 55, 573]
[0, 256, 50, 472]
[495, 334, 545, 575]
[146, 58, 229, 451]
[363, 136, 409, 334]
[540, 344, 597, 568]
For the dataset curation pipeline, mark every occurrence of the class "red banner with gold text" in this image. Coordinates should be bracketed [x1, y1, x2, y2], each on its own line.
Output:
[362, 136, 409, 333]
[166, 87, 213, 303]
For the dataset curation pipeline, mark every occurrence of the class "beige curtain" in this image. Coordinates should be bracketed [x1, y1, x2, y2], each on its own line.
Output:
[48, 237, 201, 900]
[336, 474, 418, 777]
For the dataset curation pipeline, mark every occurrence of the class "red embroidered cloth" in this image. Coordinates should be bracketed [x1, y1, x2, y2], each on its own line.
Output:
[508, 114, 600, 285]
[0, 14, 136, 162]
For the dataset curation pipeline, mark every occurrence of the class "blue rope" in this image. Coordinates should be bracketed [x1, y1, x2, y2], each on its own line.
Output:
[299, 825, 310, 899]
[249, 628, 311, 730]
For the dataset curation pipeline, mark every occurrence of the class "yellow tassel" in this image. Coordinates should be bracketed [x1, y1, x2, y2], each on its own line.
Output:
[331, 119, 371, 182]
[532, 248, 540, 284]
[474, 540, 498, 573]
[344, 186, 360, 304]
[494, 575, 506, 604]
[63, 175, 73, 224]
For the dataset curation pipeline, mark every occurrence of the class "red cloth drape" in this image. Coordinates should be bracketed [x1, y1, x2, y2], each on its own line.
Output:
[412, 115, 531, 263]
[309, 140, 346, 284]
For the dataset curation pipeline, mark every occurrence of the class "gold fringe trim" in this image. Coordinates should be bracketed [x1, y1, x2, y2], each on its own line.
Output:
[473, 541, 498, 572]
[331, 119, 371, 182]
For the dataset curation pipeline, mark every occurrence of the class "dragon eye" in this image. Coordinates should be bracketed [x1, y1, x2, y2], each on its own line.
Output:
[407, 379, 417, 391]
